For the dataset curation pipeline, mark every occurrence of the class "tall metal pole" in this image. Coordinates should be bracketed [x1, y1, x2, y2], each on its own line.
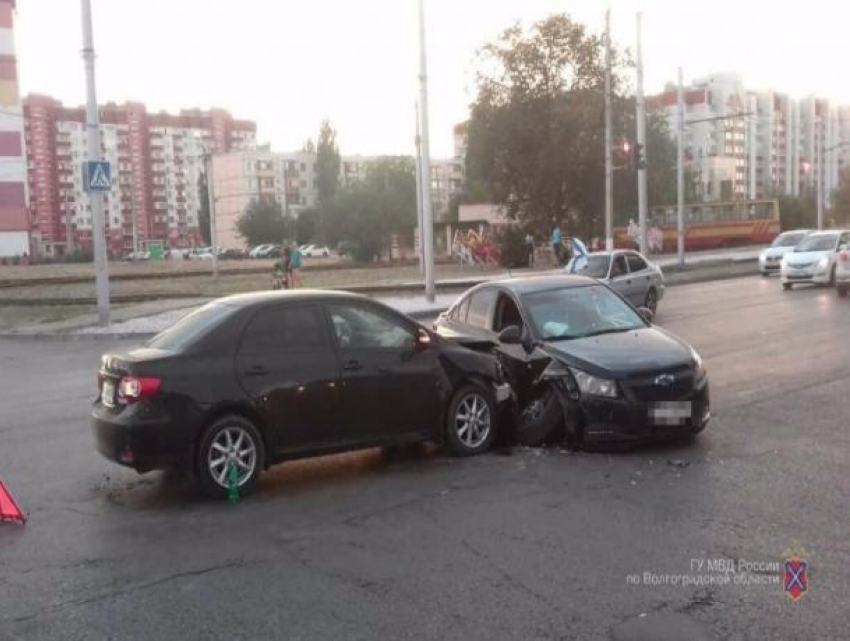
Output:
[81, 0, 109, 327]
[414, 102, 425, 276]
[417, 0, 435, 302]
[603, 9, 614, 251]
[205, 154, 219, 282]
[817, 134, 823, 230]
[635, 12, 648, 255]
[676, 68, 685, 268]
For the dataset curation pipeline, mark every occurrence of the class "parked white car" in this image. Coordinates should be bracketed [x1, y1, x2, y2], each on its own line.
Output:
[301, 245, 331, 258]
[780, 230, 850, 289]
[836, 247, 850, 297]
[249, 244, 274, 259]
[759, 229, 812, 276]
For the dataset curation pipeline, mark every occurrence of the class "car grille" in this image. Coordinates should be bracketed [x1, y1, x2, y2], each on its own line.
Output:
[623, 366, 695, 402]
[788, 262, 814, 269]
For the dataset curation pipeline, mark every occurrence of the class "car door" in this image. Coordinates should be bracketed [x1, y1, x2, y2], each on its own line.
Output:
[235, 302, 343, 452]
[625, 252, 653, 306]
[490, 290, 546, 400]
[607, 253, 635, 302]
[326, 302, 441, 442]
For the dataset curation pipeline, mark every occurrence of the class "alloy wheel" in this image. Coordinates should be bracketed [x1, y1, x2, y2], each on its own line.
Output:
[207, 426, 257, 489]
[455, 393, 491, 449]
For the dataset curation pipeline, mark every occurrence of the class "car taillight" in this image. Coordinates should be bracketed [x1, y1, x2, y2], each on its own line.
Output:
[117, 377, 161, 403]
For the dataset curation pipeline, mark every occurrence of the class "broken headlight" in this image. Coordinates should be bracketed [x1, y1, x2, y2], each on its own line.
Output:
[570, 368, 618, 398]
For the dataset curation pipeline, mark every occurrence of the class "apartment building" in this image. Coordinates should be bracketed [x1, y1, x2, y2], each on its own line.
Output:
[24, 95, 255, 257]
[649, 73, 850, 205]
[0, 0, 28, 258]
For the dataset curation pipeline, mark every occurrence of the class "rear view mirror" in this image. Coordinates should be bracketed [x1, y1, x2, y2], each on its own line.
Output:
[498, 325, 523, 344]
[637, 307, 654, 324]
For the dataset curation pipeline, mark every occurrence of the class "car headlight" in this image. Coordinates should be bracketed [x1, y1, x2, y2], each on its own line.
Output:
[570, 367, 618, 398]
[818, 256, 829, 269]
[691, 348, 706, 381]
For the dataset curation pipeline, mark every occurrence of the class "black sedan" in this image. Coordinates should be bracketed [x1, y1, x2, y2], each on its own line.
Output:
[434, 275, 710, 446]
[92, 291, 511, 498]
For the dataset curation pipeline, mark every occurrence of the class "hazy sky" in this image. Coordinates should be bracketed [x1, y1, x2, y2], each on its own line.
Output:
[14, 0, 850, 158]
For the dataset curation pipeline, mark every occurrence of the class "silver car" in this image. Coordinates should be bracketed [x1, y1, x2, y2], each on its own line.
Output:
[569, 250, 665, 312]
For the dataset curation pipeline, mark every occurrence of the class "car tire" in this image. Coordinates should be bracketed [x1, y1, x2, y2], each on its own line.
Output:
[838, 285, 848, 298]
[782, 282, 792, 291]
[516, 386, 563, 447]
[829, 265, 837, 286]
[644, 287, 658, 313]
[760, 271, 769, 277]
[445, 384, 497, 457]
[196, 415, 265, 500]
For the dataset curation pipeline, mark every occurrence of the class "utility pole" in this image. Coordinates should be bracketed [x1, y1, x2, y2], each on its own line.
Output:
[603, 9, 614, 251]
[817, 133, 824, 230]
[81, 0, 109, 327]
[635, 12, 648, 255]
[417, 0, 435, 302]
[414, 102, 425, 276]
[205, 154, 219, 282]
[676, 68, 685, 268]
[130, 173, 138, 254]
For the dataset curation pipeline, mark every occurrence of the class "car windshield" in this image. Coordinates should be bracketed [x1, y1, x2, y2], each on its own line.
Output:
[772, 232, 806, 248]
[146, 303, 237, 352]
[795, 234, 838, 252]
[522, 285, 646, 341]
[574, 254, 611, 278]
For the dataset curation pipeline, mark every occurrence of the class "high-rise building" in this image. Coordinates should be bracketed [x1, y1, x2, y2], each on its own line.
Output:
[649, 73, 850, 205]
[23, 95, 256, 257]
[0, 0, 28, 258]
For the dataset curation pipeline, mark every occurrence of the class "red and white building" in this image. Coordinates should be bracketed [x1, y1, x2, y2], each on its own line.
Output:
[0, 0, 29, 258]
[24, 96, 255, 257]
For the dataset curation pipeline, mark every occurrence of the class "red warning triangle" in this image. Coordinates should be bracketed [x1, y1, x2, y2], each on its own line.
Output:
[0, 477, 26, 525]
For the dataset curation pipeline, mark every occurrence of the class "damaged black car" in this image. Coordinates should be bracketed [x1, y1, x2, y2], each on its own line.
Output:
[92, 291, 512, 499]
[433, 275, 710, 447]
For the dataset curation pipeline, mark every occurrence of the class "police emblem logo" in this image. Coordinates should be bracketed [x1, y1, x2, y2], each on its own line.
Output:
[782, 542, 809, 601]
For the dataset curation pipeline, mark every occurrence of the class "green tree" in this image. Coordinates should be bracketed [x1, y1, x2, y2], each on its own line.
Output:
[778, 195, 817, 231]
[235, 198, 292, 247]
[295, 208, 320, 245]
[198, 171, 212, 245]
[316, 120, 341, 209]
[465, 14, 677, 240]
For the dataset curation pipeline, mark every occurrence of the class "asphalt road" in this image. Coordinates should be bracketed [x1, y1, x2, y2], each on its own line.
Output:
[1, 276, 848, 640]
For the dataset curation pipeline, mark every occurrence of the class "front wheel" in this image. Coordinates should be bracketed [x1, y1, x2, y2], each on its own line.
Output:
[445, 384, 496, 457]
[782, 282, 792, 291]
[197, 416, 265, 500]
[644, 287, 658, 313]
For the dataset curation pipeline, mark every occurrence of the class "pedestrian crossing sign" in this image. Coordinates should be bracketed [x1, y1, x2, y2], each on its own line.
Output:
[84, 161, 112, 192]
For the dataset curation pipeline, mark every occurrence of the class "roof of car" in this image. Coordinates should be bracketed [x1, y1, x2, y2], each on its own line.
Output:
[482, 274, 597, 294]
[216, 289, 371, 308]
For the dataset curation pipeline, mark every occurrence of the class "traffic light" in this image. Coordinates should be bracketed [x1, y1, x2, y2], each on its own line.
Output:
[632, 143, 646, 170]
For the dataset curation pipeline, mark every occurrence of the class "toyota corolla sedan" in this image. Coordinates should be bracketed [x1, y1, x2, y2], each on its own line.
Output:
[434, 276, 709, 446]
[780, 230, 850, 289]
[758, 229, 812, 276]
[569, 250, 665, 313]
[92, 291, 511, 498]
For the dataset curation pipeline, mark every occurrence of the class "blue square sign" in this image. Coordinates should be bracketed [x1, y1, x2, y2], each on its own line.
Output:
[84, 161, 111, 193]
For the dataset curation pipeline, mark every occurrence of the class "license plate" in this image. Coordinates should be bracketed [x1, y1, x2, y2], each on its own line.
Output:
[649, 401, 691, 426]
[102, 379, 116, 408]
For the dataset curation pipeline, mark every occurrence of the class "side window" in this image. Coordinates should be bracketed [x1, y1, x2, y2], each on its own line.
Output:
[840, 233, 850, 247]
[611, 255, 629, 277]
[328, 304, 415, 349]
[240, 305, 327, 354]
[449, 295, 470, 322]
[466, 288, 497, 329]
[626, 253, 648, 272]
[493, 294, 524, 332]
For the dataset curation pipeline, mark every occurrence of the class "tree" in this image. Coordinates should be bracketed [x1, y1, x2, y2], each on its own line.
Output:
[465, 14, 677, 240]
[316, 120, 341, 209]
[198, 171, 212, 245]
[832, 167, 850, 226]
[295, 208, 320, 245]
[778, 195, 816, 231]
[235, 198, 293, 247]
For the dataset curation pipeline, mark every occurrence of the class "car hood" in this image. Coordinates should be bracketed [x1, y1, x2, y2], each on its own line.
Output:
[543, 327, 692, 378]
[762, 246, 794, 258]
[785, 250, 832, 265]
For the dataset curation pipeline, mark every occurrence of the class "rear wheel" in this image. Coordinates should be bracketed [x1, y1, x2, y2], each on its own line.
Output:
[829, 265, 837, 286]
[445, 384, 496, 457]
[838, 285, 848, 298]
[644, 287, 658, 313]
[782, 282, 792, 291]
[197, 416, 265, 500]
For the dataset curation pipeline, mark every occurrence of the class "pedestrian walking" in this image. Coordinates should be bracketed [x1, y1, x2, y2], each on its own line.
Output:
[551, 222, 563, 265]
[525, 232, 535, 267]
[288, 243, 303, 289]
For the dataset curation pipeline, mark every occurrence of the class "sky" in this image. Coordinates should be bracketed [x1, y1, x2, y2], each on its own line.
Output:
[14, 0, 850, 158]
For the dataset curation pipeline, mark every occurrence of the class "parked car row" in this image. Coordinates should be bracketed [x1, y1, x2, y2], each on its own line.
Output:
[92, 274, 710, 499]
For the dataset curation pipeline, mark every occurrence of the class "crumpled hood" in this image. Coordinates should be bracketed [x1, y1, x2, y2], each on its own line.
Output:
[544, 327, 692, 378]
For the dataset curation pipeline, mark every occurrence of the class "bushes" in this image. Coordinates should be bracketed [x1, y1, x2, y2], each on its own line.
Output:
[495, 224, 529, 268]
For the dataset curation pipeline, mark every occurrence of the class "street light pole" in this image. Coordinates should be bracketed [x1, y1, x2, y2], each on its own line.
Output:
[603, 9, 613, 251]
[417, 0, 435, 302]
[676, 68, 685, 268]
[635, 12, 648, 255]
[414, 102, 425, 276]
[81, 0, 110, 327]
[205, 154, 219, 282]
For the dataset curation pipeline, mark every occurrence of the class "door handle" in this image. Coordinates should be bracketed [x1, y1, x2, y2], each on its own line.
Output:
[245, 365, 269, 377]
[343, 360, 363, 371]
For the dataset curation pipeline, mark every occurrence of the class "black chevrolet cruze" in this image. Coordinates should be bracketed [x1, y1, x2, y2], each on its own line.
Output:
[92, 291, 511, 498]
[434, 275, 710, 446]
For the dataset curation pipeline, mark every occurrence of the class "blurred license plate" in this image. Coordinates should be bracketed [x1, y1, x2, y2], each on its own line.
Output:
[102, 379, 116, 408]
[650, 401, 691, 426]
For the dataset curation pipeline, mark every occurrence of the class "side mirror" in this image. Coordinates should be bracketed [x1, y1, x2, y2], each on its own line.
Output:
[637, 307, 654, 324]
[498, 325, 523, 344]
[415, 328, 432, 350]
